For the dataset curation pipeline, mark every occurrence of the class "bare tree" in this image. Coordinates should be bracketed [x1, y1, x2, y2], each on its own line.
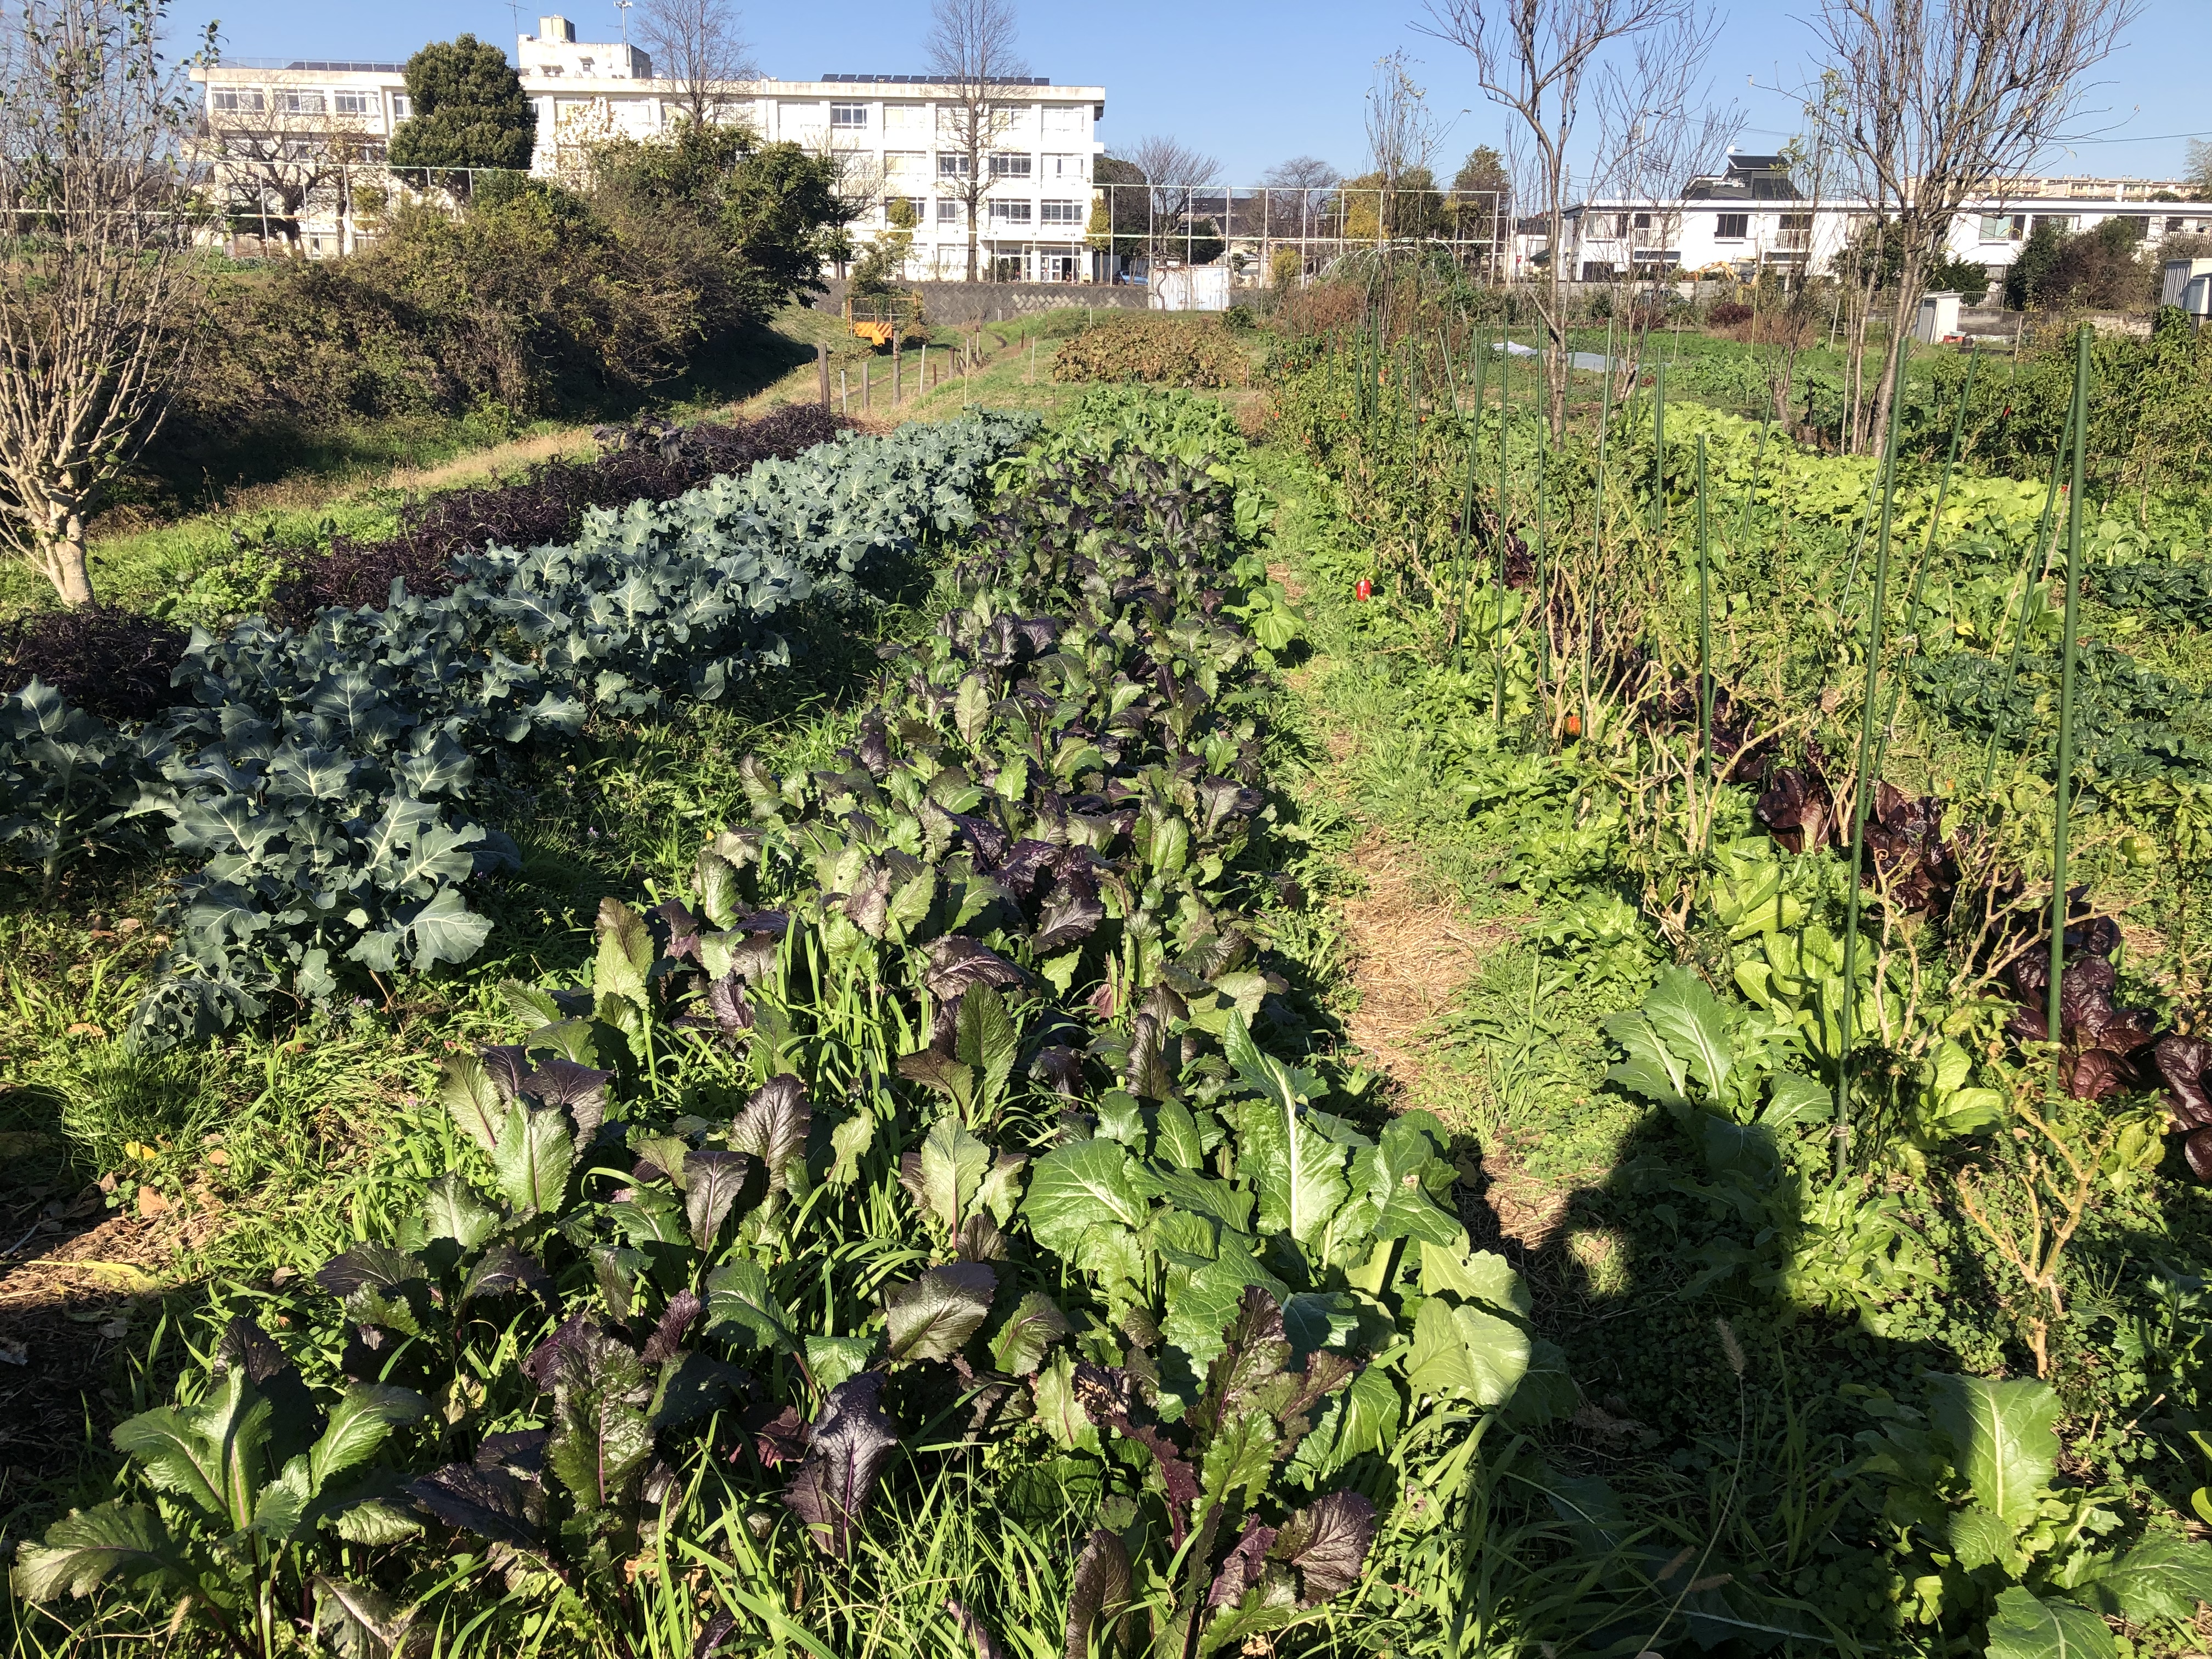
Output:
[635, 0, 758, 129]
[1360, 51, 1450, 241]
[1588, 21, 1735, 388]
[1128, 134, 1218, 262]
[0, 0, 206, 607]
[1422, 0, 1705, 438]
[1262, 155, 1339, 242]
[1811, 0, 2138, 452]
[201, 75, 377, 253]
[924, 0, 1025, 282]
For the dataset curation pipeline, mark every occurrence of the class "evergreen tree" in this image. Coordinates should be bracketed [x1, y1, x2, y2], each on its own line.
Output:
[388, 34, 534, 174]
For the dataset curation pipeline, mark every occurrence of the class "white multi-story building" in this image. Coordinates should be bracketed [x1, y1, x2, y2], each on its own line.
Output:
[191, 15, 1109, 280]
[1525, 153, 2212, 290]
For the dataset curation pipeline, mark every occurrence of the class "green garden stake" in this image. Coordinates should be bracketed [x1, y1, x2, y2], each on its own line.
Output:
[1460, 328, 1487, 625]
[1585, 318, 1617, 738]
[1979, 397, 2075, 789]
[1652, 363, 1667, 533]
[1876, 344, 1980, 781]
[1728, 421, 1771, 564]
[2048, 326, 2092, 1085]
[1493, 329, 1511, 723]
[1535, 425, 1550, 687]
[1696, 434, 1713, 792]
[1835, 330, 1910, 1177]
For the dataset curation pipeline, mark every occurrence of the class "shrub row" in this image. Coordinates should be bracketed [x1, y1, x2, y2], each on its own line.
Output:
[0, 413, 1037, 1048]
[1051, 315, 1251, 390]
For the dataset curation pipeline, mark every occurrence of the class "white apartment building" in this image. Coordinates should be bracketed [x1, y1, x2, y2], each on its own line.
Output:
[192, 15, 1109, 280]
[1523, 153, 2212, 290]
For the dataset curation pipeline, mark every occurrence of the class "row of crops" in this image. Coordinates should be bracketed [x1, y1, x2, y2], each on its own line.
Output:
[0, 414, 1030, 1049]
[18, 315, 2212, 1657]
[5, 392, 1565, 1658]
[1261, 311, 2212, 1654]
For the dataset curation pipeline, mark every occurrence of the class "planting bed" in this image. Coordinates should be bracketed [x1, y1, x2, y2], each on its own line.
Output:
[15, 300, 2212, 1659]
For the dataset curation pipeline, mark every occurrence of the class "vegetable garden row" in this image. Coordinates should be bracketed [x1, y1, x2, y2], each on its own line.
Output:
[1260, 301, 2212, 1655]
[13, 302, 2212, 1658]
[4, 392, 1558, 1659]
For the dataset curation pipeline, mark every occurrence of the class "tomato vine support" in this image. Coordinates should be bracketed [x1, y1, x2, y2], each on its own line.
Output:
[1875, 344, 1980, 782]
[1696, 435, 1713, 794]
[1978, 383, 2076, 791]
[2047, 326, 2092, 1080]
[1493, 329, 1511, 722]
[1836, 331, 1910, 1175]
[1583, 318, 1617, 741]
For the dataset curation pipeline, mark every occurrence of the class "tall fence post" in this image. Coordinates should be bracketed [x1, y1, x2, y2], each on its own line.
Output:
[816, 342, 830, 409]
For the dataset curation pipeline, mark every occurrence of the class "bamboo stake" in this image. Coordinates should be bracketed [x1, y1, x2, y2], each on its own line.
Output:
[1651, 362, 1667, 533]
[1836, 331, 1910, 1176]
[2047, 326, 2092, 1085]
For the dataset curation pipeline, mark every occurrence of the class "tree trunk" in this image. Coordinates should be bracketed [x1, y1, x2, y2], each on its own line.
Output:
[1867, 245, 1931, 458]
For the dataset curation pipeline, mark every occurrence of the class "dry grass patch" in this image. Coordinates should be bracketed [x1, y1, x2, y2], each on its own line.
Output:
[1338, 832, 1503, 1114]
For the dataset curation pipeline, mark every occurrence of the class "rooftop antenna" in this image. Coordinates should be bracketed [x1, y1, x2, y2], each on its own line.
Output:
[614, 0, 633, 44]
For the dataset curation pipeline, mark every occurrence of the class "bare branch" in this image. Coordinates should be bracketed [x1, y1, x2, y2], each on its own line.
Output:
[1810, 0, 2140, 450]
[634, 0, 758, 130]
[1421, 0, 1707, 436]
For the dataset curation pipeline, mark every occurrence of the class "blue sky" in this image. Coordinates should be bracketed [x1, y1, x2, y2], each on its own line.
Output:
[192, 0, 2209, 185]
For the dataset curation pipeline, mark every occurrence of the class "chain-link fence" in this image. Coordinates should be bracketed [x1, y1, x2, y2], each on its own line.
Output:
[195, 155, 1508, 291]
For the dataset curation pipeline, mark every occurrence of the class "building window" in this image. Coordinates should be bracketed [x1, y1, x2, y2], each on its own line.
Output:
[2032, 213, 2076, 235]
[883, 102, 927, 134]
[991, 199, 1033, 224]
[1039, 199, 1082, 224]
[884, 195, 923, 222]
[938, 153, 970, 178]
[936, 198, 961, 224]
[390, 93, 412, 120]
[333, 89, 375, 115]
[280, 91, 325, 115]
[1043, 153, 1085, 180]
[831, 102, 868, 128]
[988, 153, 1032, 178]
[211, 88, 265, 113]
[1979, 213, 2025, 242]
[1041, 103, 1085, 137]
[1714, 212, 1748, 240]
[1633, 211, 1651, 229]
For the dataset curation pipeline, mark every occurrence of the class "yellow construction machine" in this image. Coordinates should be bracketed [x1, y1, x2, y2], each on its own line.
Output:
[844, 292, 923, 348]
